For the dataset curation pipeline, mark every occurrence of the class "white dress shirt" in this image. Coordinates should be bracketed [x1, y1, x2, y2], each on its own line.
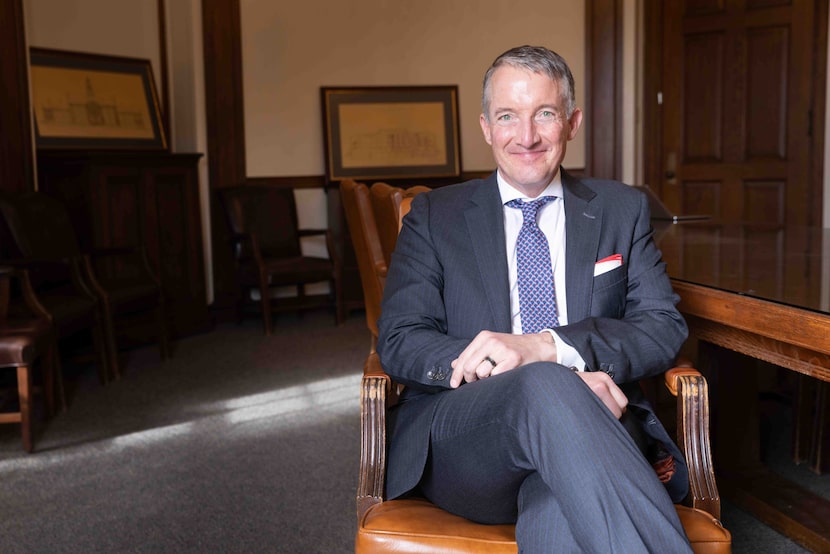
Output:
[498, 170, 587, 371]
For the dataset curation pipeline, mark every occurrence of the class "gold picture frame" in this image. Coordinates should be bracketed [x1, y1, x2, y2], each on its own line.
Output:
[29, 48, 167, 150]
[321, 86, 461, 181]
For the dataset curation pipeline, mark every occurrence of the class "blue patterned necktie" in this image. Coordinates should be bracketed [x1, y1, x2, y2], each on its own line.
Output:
[506, 196, 559, 333]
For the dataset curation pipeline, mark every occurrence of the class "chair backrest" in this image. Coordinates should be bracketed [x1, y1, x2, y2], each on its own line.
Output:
[219, 186, 302, 259]
[369, 183, 431, 267]
[368, 183, 403, 268]
[340, 179, 386, 349]
[0, 191, 82, 260]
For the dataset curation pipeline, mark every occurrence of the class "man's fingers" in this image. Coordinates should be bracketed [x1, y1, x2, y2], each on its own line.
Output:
[577, 371, 628, 419]
[609, 383, 629, 411]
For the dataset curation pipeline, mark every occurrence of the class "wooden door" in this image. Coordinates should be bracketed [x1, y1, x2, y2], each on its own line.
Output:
[649, 0, 825, 227]
[646, 0, 826, 307]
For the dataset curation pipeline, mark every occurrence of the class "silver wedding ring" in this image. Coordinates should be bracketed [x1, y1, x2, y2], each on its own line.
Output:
[483, 356, 497, 368]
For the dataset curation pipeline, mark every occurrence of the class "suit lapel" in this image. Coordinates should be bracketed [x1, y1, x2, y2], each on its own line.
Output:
[562, 170, 601, 323]
[464, 174, 512, 332]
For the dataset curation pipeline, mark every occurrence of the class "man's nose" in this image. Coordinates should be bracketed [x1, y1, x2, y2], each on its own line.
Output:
[518, 118, 539, 145]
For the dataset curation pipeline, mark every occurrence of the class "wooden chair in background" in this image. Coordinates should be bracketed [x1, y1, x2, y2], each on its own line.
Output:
[0, 192, 113, 383]
[219, 185, 343, 335]
[343, 179, 732, 553]
[0, 266, 59, 452]
[0, 191, 168, 381]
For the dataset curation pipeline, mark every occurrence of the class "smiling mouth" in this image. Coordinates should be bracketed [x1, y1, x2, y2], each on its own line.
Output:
[512, 150, 546, 159]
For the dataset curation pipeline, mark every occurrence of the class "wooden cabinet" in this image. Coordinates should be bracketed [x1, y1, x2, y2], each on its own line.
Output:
[36, 151, 211, 337]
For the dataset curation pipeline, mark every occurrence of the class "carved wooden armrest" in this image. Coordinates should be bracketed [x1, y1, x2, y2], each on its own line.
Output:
[664, 367, 721, 520]
[357, 352, 390, 520]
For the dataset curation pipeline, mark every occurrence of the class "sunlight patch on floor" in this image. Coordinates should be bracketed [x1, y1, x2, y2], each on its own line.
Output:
[0, 372, 363, 471]
[220, 372, 362, 424]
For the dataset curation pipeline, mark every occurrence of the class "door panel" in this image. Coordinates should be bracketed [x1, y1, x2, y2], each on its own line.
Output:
[658, 0, 821, 229]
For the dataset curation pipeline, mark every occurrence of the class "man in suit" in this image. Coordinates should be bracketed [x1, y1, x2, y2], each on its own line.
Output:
[377, 45, 692, 552]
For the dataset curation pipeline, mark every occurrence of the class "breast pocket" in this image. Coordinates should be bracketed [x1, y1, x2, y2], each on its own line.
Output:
[591, 265, 627, 319]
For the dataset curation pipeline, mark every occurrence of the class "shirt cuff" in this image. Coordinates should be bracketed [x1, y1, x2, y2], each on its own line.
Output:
[541, 329, 587, 371]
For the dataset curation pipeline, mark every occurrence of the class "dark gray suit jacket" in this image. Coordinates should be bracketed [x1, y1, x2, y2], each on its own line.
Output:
[376, 170, 690, 503]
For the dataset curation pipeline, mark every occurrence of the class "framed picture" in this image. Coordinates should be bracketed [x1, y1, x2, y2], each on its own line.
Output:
[29, 48, 167, 150]
[321, 85, 461, 181]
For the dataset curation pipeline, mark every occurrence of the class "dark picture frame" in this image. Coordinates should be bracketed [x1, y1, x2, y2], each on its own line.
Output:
[321, 85, 461, 181]
[29, 48, 167, 150]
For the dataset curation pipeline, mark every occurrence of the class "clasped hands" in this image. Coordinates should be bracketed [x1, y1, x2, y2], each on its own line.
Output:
[449, 330, 628, 419]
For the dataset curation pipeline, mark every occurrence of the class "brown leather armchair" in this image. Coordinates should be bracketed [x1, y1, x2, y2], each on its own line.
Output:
[368, 182, 431, 267]
[342, 180, 732, 553]
[0, 191, 168, 381]
[340, 180, 386, 351]
[219, 185, 343, 335]
[0, 266, 59, 452]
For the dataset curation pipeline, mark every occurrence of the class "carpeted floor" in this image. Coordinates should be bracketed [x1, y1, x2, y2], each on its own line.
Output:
[0, 310, 823, 552]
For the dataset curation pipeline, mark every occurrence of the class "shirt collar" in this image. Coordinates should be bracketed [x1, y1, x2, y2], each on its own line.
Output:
[497, 169, 564, 205]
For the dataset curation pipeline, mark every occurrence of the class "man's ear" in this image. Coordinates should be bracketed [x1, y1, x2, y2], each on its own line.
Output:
[479, 113, 493, 145]
[566, 108, 583, 141]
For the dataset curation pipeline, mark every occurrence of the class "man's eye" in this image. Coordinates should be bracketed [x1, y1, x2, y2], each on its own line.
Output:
[537, 110, 556, 120]
[498, 114, 513, 121]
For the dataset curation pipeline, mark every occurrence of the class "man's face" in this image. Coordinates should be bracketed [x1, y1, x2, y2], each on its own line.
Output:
[480, 65, 583, 196]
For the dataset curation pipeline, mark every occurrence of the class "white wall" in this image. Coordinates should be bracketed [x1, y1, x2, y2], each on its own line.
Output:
[239, 0, 586, 179]
[239, 0, 585, 255]
[25, 0, 162, 99]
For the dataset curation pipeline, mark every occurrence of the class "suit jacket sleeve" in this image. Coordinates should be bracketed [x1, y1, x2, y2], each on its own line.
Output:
[555, 178, 688, 385]
[376, 188, 477, 393]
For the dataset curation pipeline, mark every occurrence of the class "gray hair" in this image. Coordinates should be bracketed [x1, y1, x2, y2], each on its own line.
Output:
[481, 45, 576, 121]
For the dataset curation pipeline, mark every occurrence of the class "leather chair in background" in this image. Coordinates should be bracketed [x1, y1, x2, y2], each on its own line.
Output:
[0, 191, 168, 381]
[346, 179, 732, 553]
[339, 179, 431, 352]
[368, 182, 431, 268]
[0, 266, 59, 452]
[219, 185, 343, 335]
[340, 180, 386, 352]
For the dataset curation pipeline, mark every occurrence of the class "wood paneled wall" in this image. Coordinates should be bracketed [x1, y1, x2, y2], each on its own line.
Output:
[0, 0, 34, 193]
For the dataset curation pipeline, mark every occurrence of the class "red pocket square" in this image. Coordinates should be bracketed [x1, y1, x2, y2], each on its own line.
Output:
[594, 254, 623, 276]
[597, 254, 623, 264]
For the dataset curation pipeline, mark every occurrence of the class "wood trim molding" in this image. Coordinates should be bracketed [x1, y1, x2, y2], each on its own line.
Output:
[642, 1, 663, 195]
[0, 0, 34, 192]
[202, 0, 246, 190]
[202, 0, 247, 307]
[810, 0, 828, 229]
[585, 0, 623, 180]
[157, 0, 170, 142]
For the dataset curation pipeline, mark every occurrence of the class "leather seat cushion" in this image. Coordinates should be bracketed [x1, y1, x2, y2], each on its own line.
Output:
[356, 498, 731, 554]
[357, 498, 516, 554]
[0, 319, 51, 367]
[262, 256, 334, 283]
[675, 505, 733, 554]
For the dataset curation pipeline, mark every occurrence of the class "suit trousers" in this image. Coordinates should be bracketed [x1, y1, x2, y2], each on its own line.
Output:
[415, 362, 692, 553]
